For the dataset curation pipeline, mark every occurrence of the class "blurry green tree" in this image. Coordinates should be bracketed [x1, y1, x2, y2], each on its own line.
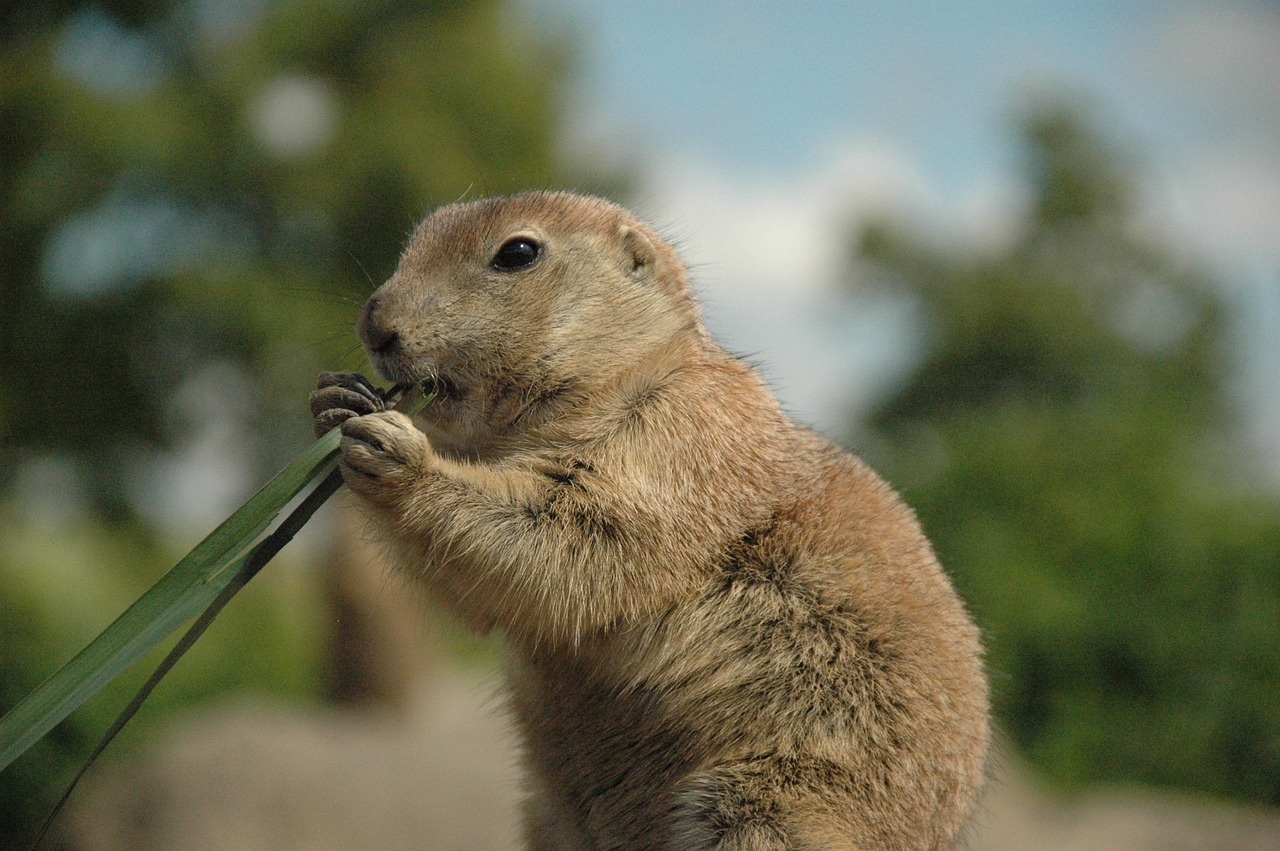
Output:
[1, 0, 573, 520]
[0, 0, 577, 843]
[850, 103, 1280, 805]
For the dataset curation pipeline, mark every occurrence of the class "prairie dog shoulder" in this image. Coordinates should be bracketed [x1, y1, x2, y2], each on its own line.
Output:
[310, 191, 989, 850]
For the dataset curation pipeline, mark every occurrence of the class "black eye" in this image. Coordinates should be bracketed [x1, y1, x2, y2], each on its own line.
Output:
[491, 237, 541, 270]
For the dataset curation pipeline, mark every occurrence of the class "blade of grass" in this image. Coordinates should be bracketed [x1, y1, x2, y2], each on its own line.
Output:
[28, 466, 345, 849]
[18, 384, 430, 847]
[0, 426, 341, 771]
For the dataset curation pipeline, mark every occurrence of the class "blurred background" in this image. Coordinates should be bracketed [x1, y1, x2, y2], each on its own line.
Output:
[2, 1, 1279, 848]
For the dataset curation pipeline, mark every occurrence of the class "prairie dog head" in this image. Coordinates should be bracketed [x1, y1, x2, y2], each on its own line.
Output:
[359, 191, 702, 452]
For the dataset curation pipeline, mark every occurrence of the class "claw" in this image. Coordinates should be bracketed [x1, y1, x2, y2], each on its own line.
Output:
[316, 372, 384, 411]
[311, 386, 381, 418]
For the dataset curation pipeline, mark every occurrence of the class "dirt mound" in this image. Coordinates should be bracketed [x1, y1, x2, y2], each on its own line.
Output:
[61, 671, 522, 851]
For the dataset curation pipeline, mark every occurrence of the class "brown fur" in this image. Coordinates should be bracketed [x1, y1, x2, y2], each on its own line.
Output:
[310, 191, 990, 849]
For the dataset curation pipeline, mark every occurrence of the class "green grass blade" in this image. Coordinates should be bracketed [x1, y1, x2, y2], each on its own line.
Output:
[0, 428, 342, 771]
[28, 467, 346, 848]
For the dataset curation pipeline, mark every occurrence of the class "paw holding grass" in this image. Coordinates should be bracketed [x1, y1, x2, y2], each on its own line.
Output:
[309, 371, 386, 436]
[310, 371, 430, 502]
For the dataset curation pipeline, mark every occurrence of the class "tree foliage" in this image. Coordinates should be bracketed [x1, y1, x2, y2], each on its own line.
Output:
[1, 0, 570, 520]
[0, 0, 573, 843]
[851, 103, 1280, 804]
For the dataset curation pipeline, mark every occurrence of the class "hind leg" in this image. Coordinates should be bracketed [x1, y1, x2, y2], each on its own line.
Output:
[667, 757, 865, 851]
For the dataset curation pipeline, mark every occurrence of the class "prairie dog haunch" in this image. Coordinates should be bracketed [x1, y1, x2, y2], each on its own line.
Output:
[309, 191, 989, 849]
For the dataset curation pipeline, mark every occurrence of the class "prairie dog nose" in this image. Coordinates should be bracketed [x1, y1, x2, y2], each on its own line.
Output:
[358, 294, 399, 353]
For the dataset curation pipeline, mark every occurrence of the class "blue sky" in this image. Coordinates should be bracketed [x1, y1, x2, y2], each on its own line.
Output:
[527, 0, 1280, 467]
[549, 1, 1274, 197]
[566, 2, 1142, 175]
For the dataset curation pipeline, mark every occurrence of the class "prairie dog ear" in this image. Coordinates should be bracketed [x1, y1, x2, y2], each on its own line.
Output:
[619, 225, 657, 279]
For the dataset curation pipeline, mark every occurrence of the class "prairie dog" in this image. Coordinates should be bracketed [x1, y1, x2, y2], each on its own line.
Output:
[309, 191, 989, 849]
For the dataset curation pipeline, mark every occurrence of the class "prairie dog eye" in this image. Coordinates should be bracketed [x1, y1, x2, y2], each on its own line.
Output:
[491, 237, 541, 270]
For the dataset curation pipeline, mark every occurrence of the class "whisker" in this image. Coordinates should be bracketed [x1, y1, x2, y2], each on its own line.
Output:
[343, 250, 380, 295]
[452, 183, 476, 205]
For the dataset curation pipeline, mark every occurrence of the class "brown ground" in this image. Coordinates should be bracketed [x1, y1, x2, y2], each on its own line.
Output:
[61, 670, 524, 851]
[62, 672, 1280, 851]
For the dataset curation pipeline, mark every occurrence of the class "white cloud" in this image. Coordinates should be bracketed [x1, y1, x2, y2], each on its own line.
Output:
[1141, 5, 1280, 127]
[621, 140, 936, 435]
[636, 138, 924, 299]
[1180, 148, 1280, 269]
[1135, 5, 1280, 274]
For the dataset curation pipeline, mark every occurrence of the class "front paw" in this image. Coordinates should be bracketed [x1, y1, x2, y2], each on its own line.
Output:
[310, 371, 386, 438]
[339, 411, 428, 502]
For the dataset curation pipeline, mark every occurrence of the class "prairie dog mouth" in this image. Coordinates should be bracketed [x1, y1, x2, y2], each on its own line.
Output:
[366, 350, 463, 404]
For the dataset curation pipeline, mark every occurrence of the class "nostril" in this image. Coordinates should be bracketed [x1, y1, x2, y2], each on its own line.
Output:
[358, 294, 399, 353]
